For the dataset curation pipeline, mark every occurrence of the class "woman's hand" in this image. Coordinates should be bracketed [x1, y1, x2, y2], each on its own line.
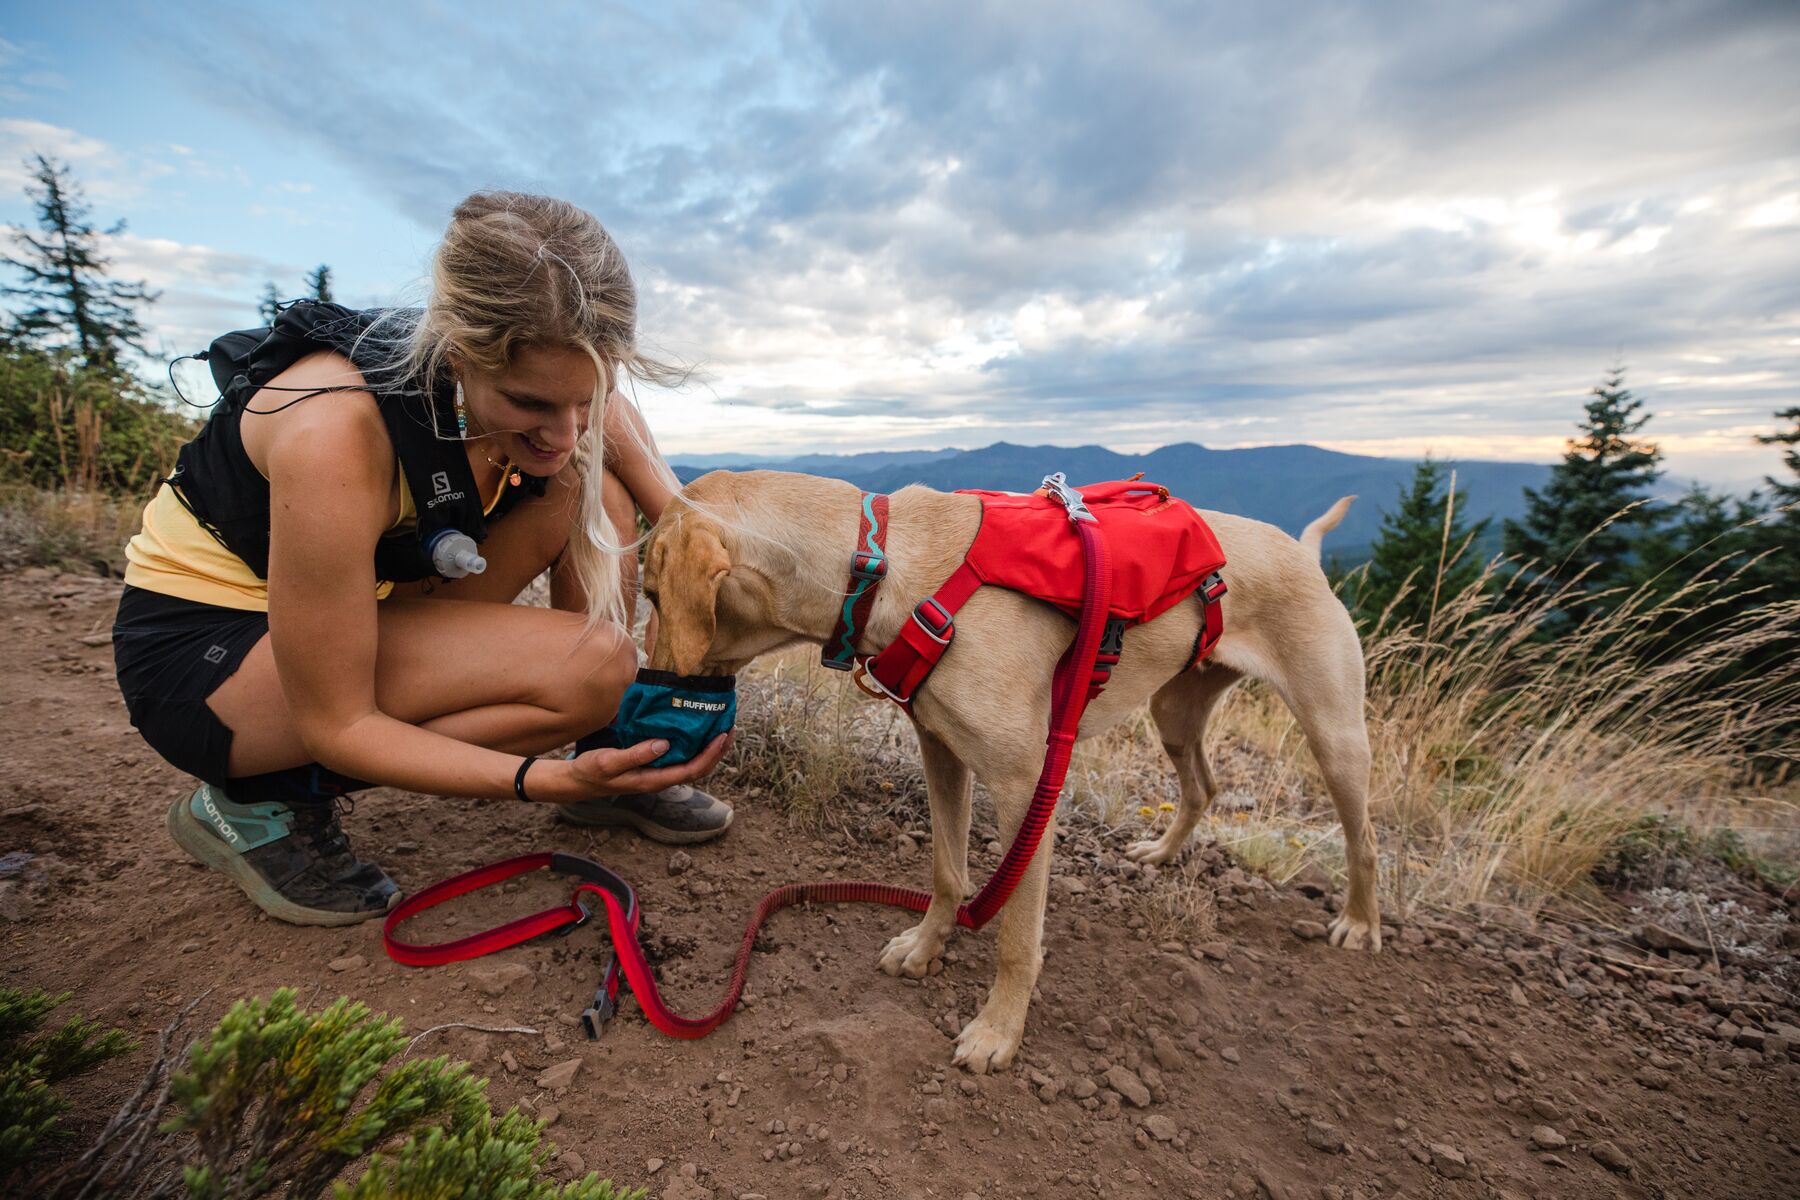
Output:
[536, 732, 732, 802]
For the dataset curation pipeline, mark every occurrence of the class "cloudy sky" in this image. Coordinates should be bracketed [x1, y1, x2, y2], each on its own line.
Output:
[3, 1, 1797, 487]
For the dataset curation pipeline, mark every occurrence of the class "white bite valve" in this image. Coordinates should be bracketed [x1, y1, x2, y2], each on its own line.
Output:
[429, 530, 488, 579]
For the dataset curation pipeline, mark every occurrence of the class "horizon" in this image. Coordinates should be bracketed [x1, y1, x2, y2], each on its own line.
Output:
[3, 3, 1796, 491]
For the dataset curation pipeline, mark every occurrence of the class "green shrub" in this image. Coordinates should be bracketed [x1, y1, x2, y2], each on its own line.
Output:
[0, 987, 136, 1179]
[164, 989, 637, 1200]
[0, 343, 194, 494]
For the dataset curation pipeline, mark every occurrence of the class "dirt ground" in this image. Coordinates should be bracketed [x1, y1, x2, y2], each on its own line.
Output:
[4, 565, 1799, 1200]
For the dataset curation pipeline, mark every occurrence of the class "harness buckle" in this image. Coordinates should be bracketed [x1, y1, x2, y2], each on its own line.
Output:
[554, 888, 599, 936]
[850, 551, 888, 582]
[851, 660, 905, 705]
[913, 598, 954, 643]
[580, 958, 619, 1040]
[1202, 572, 1228, 602]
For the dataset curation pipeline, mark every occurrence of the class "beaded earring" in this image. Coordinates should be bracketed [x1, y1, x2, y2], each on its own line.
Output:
[454, 378, 469, 437]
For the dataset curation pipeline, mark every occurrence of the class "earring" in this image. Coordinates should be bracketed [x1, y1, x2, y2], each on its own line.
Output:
[453, 378, 468, 437]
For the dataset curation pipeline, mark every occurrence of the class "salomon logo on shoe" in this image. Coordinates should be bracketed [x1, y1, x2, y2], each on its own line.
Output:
[201, 789, 245, 849]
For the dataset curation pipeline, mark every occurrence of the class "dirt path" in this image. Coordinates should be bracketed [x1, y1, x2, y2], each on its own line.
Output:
[3, 567, 1797, 1199]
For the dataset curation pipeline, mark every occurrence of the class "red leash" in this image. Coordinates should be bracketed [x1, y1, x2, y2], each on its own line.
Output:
[384, 497, 1113, 1040]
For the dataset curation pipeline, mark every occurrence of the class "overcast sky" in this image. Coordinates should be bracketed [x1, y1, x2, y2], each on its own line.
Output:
[3, 1, 1797, 487]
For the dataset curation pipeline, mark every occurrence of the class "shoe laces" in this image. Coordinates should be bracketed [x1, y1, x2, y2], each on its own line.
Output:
[290, 798, 354, 860]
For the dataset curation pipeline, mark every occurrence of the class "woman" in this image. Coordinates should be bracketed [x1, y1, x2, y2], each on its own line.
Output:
[113, 191, 731, 928]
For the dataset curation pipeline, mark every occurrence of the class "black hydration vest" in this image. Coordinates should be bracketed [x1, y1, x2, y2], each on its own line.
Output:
[166, 300, 544, 583]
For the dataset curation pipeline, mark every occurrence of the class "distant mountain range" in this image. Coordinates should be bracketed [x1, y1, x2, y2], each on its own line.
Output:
[668, 442, 1552, 559]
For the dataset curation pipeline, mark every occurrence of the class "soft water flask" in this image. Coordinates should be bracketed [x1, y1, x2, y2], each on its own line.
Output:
[429, 530, 487, 579]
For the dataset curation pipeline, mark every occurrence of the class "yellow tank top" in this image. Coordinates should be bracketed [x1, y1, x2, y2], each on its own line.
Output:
[123, 461, 512, 611]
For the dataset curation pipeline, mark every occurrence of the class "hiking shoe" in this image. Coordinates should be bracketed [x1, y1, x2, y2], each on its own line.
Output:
[554, 784, 734, 844]
[166, 784, 400, 926]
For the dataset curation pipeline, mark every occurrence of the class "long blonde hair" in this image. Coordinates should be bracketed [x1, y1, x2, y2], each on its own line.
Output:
[388, 191, 682, 628]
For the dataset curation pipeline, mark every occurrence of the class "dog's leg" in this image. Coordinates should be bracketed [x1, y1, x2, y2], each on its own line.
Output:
[1272, 661, 1382, 951]
[1126, 666, 1241, 865]
[879, 728, 971, 979]
[953, 763, 1054, 1073]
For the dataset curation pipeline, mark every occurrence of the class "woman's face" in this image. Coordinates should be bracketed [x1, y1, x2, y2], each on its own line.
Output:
[459, 343, 598, 476]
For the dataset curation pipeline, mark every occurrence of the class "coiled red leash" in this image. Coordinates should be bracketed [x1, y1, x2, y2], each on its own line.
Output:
[384, 490, 1113, 1040]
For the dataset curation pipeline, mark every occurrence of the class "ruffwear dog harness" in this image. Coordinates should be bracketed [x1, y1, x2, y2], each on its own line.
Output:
[823, 474, 1228, 706]
[383, 473, 1227, 1040]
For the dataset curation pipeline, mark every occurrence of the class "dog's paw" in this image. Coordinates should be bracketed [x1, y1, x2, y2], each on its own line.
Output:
[952, 1010, 1022, 1075]
[1328, 913, 1382, 952]
[1123, 835, 1180, 865]
[878, 922, 946, 979]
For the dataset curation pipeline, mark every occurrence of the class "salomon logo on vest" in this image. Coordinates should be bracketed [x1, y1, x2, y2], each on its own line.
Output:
[672, 697, 729, 712]
[426, 468, 466, 509]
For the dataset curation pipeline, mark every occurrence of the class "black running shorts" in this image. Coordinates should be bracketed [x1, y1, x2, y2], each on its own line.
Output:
[112, 585, 268, 785]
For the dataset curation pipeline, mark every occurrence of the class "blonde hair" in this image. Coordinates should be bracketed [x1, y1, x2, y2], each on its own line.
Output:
[386, 191, 682, 628]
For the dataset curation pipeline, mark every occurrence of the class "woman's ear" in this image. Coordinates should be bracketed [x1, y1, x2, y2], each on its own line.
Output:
[660, 519, 731, 675]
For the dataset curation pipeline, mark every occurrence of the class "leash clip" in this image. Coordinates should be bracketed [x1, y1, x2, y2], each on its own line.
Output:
[1039, 472, 1095, 523]
[553, 888, 599, 936]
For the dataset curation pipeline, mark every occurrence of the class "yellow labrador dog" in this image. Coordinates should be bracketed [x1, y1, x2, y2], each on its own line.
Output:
[642, 471, 1378, 1073]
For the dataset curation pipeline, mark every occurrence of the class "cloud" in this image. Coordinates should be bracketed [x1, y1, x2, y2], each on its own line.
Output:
[109, 0, 1800, 484]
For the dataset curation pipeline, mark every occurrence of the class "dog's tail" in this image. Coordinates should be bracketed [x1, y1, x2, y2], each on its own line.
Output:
[1300, 496, 1355, 559]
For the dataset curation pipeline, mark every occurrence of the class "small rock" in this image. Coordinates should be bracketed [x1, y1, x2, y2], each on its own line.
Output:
[1140, 1115, 1178, 1142]
[539, 1105, 560, 1126]
[536, 1058, 582, 1090]
[1197, 941, 1231, 961]
[1220, 1046, 1242, 1064]
[1636, 923, 1710, 957]
[1104, 1064, 1152, 1107]
[1429, 1143, 1470, 1180]
[896, 835, 917, 859]
[328, 954, 366, 972]
[470, 962, 534, 996]
[559, 1150, 585, 1177]
[1529, 1125, 1566, 1150]
[1305, 1119, 1345, 1153]
[668, 850, 693, 875]
[1590, 1141, 1634, 1174]
[1291, 919, 1328, 941]
[1070, 1076, 1098, 1100]
[1634, 1066, 1674, 1091]
[646, 1157, 665, 1173]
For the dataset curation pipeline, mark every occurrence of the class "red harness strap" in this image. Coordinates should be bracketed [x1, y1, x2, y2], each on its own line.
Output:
[1190, 571, 1228, 668]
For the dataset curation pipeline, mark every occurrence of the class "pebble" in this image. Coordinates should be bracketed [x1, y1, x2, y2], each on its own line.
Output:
[559, 1150, 585, 1177]
[1429, 1142, 1470, 1179]
[1305, 1119, 1345, 1153]
[328, 954, 366, 972]
[1590, 1140, 1634, 1173]
[646, 1157, 665, 1173]
[1529, 1125, 1566, 1150]
[1140, 1114, 1178, 1142]
[1104, 1064, 1152, 1107]
[538, 1105, 560, 1127]
[1291, 919, 1328, 941]
[536, 1058, 582, 1090]
[1220, 1046, 1242, 1064]
[1634, 1066, 1674, 1091]
[470, 962, 534, 996]
[668, 850, 692, 875]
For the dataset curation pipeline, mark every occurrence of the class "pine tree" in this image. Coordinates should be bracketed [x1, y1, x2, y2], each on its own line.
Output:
[1504, 366, 1662, 600]
[305, 263, 333, 302]
[1758, 407, 1800, 510]
[257, 281, 282, 323]
[1356, 457, 1489, 630]
[2, 155, 158, 370]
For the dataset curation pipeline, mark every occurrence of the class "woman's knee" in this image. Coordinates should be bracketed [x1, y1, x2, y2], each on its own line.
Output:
[544, 619, 636, 734]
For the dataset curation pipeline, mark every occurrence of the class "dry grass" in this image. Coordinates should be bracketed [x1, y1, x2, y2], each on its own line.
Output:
[701, 508, 1800, 922]
[0, 481, 143, 576]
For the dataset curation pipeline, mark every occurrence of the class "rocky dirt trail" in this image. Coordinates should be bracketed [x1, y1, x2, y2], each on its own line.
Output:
[4, 567, 1798, 1199]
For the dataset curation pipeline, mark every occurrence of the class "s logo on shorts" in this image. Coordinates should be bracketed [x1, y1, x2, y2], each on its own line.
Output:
[203, 644, 228, 664]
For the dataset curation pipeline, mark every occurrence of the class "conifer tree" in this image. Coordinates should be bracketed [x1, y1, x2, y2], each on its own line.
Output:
[2, 155, 158, 370]
[305, 263, 333, 303]
[1504, 366, 1662, 599]
[257, 281, 282, 323]
[1356, 457, 1488, 630]
[1758, 407, 1800, 511]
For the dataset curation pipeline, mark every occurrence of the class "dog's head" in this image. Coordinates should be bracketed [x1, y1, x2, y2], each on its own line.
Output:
[642, 472, 812, 676]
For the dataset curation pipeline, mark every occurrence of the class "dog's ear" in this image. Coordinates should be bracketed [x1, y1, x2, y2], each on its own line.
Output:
[657, 517, 731, 675]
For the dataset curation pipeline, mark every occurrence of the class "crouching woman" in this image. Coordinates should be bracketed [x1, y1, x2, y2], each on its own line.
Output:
[111, 191, 731, 927]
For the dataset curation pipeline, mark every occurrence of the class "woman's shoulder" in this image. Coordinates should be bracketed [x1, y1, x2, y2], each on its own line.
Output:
[238, 349, 396, 483]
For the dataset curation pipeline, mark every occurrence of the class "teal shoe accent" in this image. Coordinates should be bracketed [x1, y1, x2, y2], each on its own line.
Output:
[188, 783, 294, 853]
